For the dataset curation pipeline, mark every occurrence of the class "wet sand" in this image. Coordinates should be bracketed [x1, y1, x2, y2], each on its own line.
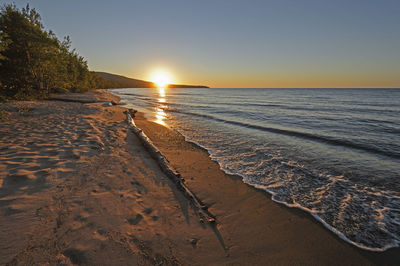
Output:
[134, 112, 400, 265]
[0, 90, 399, 265]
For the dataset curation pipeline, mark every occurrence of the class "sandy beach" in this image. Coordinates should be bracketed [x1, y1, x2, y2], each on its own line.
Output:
[0, 90, 399, 265]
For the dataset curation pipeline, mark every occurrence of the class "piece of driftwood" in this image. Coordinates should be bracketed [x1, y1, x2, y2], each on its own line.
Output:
[47, 97, 101, 103]
[128, 109, 137, 117]
[126, 110, 216, 224]
[47, 92, 113, 104]
[111, 100, 126, 106]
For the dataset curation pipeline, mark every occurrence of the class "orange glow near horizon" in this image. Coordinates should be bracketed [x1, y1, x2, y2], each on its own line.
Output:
[150, 69, 173, 88]
[124, 65, 400, 88]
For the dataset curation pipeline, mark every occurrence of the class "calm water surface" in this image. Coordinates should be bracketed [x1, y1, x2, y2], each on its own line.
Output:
[112, 88, 400, 251]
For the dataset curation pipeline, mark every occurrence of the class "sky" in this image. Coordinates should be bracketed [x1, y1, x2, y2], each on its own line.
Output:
[6, 0, 400, 88]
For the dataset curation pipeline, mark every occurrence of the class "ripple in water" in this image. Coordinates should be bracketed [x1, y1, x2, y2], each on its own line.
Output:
[112, 88, 400, 251]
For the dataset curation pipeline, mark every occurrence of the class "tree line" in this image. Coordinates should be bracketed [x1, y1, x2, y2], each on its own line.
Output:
[0, 4, 117, 101]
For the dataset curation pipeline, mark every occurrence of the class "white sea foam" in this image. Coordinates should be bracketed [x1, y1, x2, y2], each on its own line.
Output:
[112, 87, 400, 251]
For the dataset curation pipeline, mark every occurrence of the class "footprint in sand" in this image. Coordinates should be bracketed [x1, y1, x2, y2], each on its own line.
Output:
[62, 248, 87, 265]
[142, 208, 159, 222]
[130, 180, 148, 194]
[143, 208, 152, 215]
[127, 214, 143, 225]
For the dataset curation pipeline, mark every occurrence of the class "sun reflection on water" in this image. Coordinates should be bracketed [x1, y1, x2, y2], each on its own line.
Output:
[159, 87, 166, 98]
[154, 87, 167, 126]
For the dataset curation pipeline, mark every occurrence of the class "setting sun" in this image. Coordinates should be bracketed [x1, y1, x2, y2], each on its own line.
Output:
[150, 70, 172, 88]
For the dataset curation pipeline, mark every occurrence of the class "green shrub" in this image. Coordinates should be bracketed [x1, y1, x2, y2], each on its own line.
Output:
[0, 4, 96, 100]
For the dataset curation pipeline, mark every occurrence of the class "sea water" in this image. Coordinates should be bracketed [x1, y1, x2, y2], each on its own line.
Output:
[111, 88, 400, 251]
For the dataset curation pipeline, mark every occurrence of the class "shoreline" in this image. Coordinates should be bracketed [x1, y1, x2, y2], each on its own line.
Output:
[186, 134, 397, 253]
[131, 100, 400, 264]
[140, 118, 390, 253]
[0, 90, 399, 264]
[150, 121, 392, 253]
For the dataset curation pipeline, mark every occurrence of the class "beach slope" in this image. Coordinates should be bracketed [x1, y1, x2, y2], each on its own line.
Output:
[0, 91, 399, 265]
[0, 91, 225, 265]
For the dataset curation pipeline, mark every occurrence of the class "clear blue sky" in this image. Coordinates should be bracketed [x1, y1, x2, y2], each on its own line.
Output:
[8, 0, 400, 87]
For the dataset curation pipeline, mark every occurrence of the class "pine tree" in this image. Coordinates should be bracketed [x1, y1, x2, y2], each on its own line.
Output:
[0, 4, 94, 100]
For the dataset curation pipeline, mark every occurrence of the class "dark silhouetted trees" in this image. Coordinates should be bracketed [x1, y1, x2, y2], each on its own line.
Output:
[0, 4, 99, 100]
[0, 4, 208, 101]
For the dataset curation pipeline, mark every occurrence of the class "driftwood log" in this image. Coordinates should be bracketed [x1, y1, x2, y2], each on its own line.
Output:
[47, 97, 101, 103]
[126, 110, 216, 225]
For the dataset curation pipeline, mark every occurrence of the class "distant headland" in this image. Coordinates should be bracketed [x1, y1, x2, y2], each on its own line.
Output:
[95, 72, 209, 89]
